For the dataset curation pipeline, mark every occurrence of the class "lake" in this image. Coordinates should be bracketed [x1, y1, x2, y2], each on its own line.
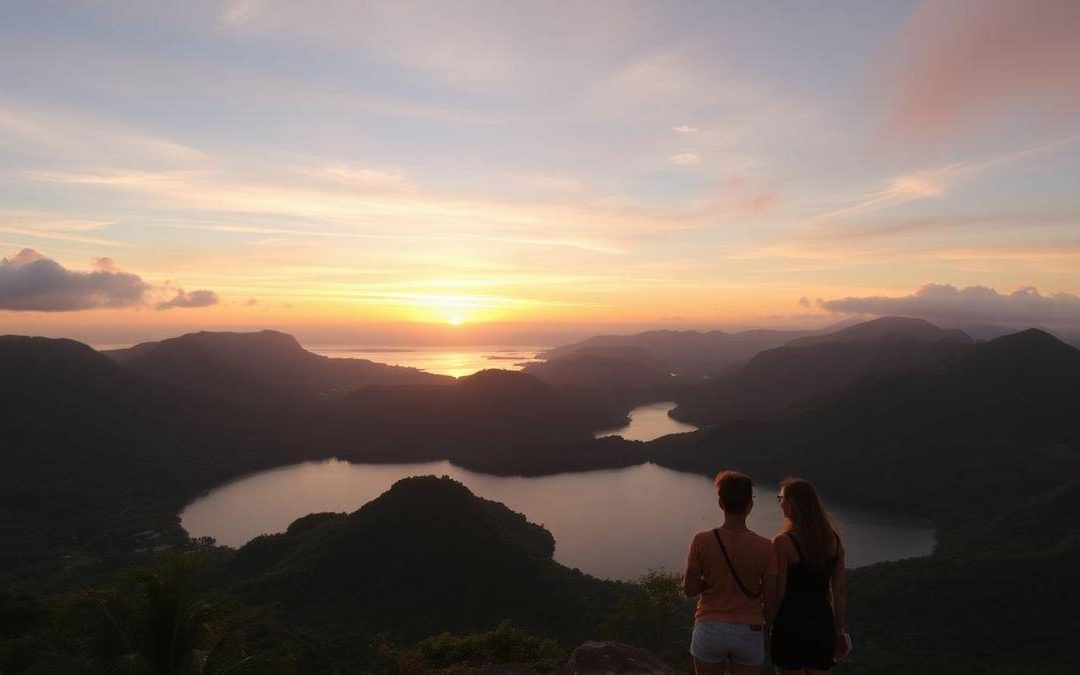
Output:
[595, 401, 697, 441]
[181, 460, 935, 581]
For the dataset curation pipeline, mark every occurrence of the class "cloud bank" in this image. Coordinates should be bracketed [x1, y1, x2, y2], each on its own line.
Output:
[0, 249, 149, 311]
[0, 249, 219, 312]
[821, 283, 1080, 327]
[156, 288, 219, 310]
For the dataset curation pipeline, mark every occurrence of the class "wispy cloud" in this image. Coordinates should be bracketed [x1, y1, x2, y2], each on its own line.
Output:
[0, 101, 207, 167]
[882, 0, 1080, 138]
[0, 211, 126, 247]
[670, 151, 701, 166]
[25, 162, 691, 250]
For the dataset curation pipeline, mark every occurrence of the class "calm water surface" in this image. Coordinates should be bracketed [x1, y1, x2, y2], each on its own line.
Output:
[182, 460, 934, 581]
[304, 345, 544, 378]
[595, 401, 697, 441]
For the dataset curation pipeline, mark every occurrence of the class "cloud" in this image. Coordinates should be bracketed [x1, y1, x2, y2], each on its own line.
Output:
[94, 256, 119, 272]
[156, 288, 220, 310]
[670, 151, 701, 166]
[821, 283, 1080, 327]
[798, 296, 811, 308]
[673, 125, 699, 134]
[884, 0, 1080, 137]
[0, 248, 149, 311]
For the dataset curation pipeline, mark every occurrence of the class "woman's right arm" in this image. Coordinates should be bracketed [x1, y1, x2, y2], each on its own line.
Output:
[831, 541, 847, 655]
[767, 535, 788, 621]
[683, 535, 703, 597]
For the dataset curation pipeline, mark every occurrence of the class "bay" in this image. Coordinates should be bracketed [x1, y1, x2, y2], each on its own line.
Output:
[304, 344, 544, 378]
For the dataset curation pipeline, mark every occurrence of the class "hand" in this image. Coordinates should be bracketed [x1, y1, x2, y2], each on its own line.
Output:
[834, 628, 851, 661]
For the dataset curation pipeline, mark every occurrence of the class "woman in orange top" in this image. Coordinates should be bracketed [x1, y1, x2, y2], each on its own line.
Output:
[684, 470, 777, 675]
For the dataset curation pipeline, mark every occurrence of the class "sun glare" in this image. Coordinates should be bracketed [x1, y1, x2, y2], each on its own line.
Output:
[449, 316, 463, 326]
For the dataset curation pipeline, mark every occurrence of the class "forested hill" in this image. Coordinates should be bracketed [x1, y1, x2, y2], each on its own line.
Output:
[651, 328, 1080, 514]
[540, 327, 812, 377]
[104, 329, 451, 397]
[221, 476, 628, 669]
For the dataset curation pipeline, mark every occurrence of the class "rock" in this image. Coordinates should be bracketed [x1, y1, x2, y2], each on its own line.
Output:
[477, 665, 542, 674]
[555, 641, 676, 674]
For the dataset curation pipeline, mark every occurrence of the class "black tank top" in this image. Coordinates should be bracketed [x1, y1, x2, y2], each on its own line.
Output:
[782, 532, 837, 607]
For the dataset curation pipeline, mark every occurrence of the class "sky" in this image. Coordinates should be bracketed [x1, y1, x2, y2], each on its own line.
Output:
[2, 0, 1079, 345]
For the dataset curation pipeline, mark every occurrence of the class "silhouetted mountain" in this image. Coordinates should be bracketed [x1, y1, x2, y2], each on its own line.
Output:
[311, 369, 644, 474]
[0, 334, 322, 589]
[540, 329, 811, 377]
[651, 328, 1080, 513]
[105, 330, 451, 399]
[784, 316, 971, 347]
[225, 476, 625, 666]
[673, 318, 973, 425]
[0, 335, 200, 481]
[0, 336, 211, 586]
[522, 352, 673, 389]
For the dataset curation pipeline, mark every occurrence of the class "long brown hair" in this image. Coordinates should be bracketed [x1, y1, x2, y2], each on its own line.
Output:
[780, 478, 840, 573]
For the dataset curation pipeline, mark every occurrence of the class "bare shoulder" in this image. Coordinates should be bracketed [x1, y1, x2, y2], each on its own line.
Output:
[830, 532, 845, 558]
[750, 530, 774, 549]
[690, 529, 713, 546]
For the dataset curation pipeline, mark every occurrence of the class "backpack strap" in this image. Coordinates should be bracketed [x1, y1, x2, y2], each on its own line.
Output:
[713, 529, 761, 599]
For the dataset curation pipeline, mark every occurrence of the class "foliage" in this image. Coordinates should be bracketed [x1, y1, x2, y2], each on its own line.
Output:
[373, 620, 566, 673]
[600, 568, 693, 668]
[50, 554, 276, 674]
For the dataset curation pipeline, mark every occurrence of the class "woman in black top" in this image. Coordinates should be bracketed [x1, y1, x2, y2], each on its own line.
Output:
[769, 478, 847, 674]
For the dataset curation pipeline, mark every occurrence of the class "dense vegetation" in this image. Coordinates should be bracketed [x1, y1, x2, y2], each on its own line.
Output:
[3, 318, 1079, 671]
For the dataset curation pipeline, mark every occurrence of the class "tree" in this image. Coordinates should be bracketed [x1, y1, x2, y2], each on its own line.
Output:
[600, 568, 692, 660]
[53, 554, 270, 674]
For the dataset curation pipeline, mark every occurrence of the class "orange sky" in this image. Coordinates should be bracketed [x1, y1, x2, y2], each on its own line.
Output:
[2, 1, 1080, 344]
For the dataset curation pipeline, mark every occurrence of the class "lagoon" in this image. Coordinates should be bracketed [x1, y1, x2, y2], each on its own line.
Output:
[181, 459, 934, 581]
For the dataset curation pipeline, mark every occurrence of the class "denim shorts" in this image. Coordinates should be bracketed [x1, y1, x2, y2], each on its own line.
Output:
[690, 620, 765, 666]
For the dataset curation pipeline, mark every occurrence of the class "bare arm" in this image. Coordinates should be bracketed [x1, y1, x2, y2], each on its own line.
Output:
[683, 560, 703, 597]
[763, 571, 780, 623]
[683, 535, 703, 597]
[763, 538, 783, 623]
[831, 542, 847, 652]
[768, 536, 788, 622]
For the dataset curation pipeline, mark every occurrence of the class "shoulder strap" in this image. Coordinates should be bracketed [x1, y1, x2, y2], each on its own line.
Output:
[789, 532, 842, 571]
[712, 529, 761, 599]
